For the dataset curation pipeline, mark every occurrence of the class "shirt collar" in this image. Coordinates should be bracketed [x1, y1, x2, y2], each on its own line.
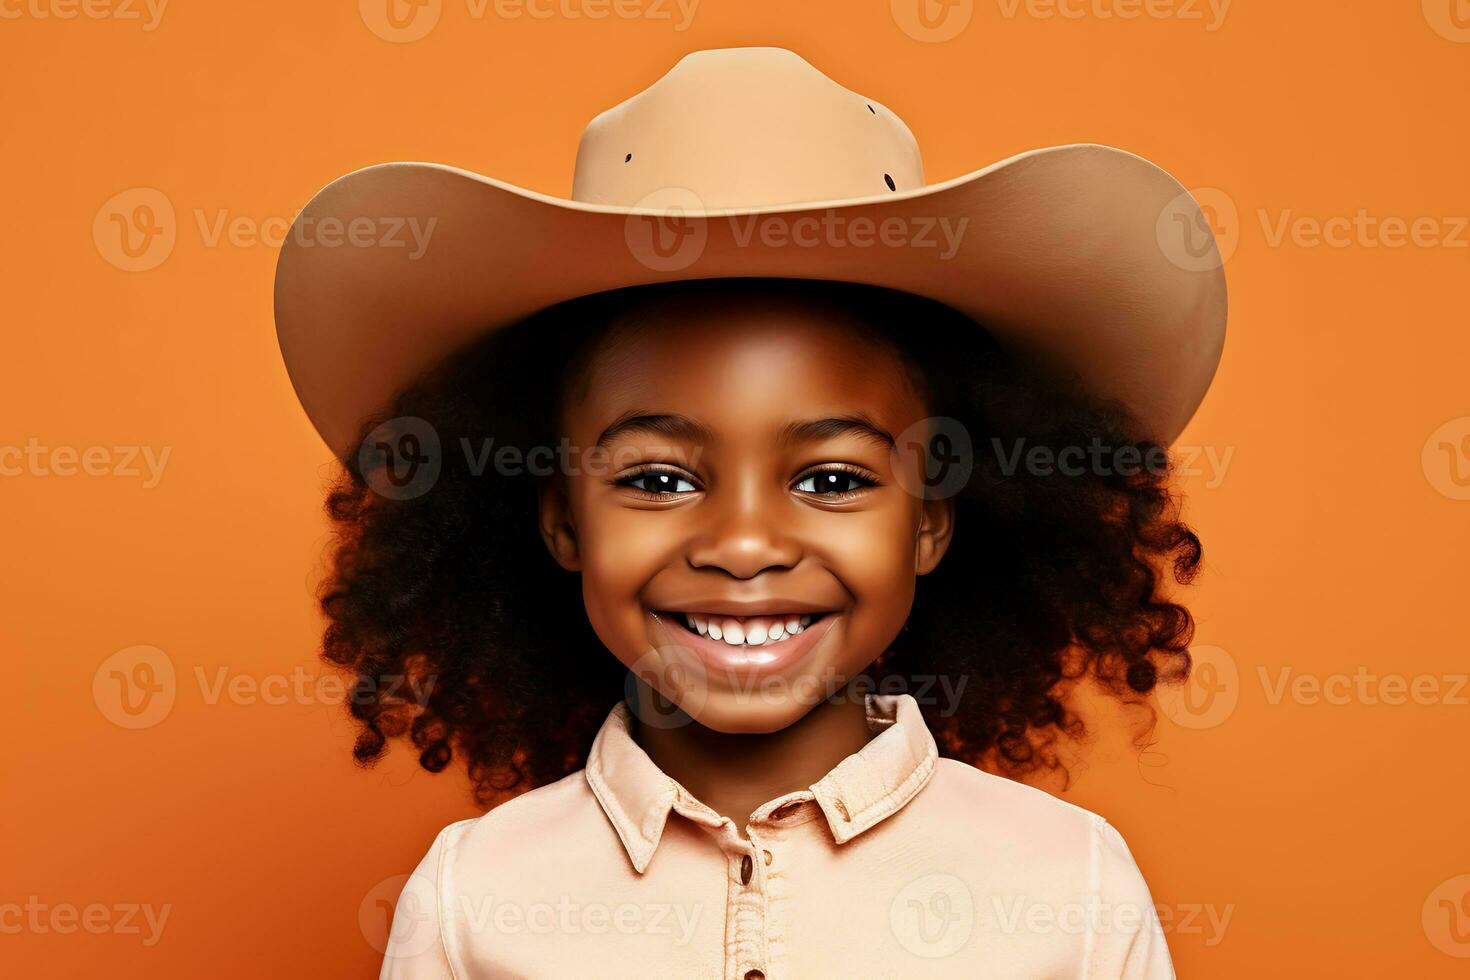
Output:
[584, 692, 939, 874]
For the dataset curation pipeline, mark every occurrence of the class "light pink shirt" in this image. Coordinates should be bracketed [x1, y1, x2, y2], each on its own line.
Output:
[380, 693, 1174, 978]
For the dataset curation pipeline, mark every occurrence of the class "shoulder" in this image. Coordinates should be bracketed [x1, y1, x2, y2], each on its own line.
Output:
[914, 759, 1153, 885]
[426, 768, 616, 873]
[903, 762, 1172, 975]
[414, 769, 626, 893]
[383, 772, 624, 976]
[921, 756, 1111, 840]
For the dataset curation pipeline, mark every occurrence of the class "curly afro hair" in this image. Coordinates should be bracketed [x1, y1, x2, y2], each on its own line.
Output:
[318, 278, 1200, 806]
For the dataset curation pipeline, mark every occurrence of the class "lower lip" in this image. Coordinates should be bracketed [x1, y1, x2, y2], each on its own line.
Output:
[650, 612, 839, 678]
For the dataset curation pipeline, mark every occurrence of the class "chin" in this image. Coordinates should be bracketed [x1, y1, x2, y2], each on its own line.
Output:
[678, 696, 820, 735]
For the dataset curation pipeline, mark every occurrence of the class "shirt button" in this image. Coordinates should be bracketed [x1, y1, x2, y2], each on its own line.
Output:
[740, 853, 753, 885]
[743, 971, 765, 980]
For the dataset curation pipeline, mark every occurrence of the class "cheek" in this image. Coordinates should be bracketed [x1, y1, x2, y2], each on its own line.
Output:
[811, 504, 920, 620]
[570, 495, 680, 644]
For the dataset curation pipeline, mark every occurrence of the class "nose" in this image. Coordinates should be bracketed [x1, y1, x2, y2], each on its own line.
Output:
[685, 486, 802, 580]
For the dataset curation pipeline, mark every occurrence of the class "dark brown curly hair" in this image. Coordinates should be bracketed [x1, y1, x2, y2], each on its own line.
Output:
[319, 278, 1200, 806]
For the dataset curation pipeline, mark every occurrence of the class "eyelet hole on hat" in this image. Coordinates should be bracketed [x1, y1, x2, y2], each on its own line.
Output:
[883, 174, 896, 192]
[834, 798, 851, 822]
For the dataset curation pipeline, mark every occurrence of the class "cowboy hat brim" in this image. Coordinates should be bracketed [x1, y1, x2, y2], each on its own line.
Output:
[273, 143, 1226, 460]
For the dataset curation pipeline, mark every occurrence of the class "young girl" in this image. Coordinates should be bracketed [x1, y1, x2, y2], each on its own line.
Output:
[275, 47, 1224, 980]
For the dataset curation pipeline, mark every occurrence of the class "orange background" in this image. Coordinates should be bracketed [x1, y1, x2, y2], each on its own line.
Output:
[4, 1, 1469, 975]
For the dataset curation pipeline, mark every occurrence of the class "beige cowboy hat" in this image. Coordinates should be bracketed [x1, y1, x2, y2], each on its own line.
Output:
[273, 46, 1226, 460]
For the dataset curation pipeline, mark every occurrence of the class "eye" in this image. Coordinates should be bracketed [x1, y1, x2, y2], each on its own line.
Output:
[793, 466, 878, 497]
[615, 466, 699, 496]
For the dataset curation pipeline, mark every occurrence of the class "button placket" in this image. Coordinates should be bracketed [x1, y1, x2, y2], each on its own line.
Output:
[732, 833, 767, 889]
[726, 819, 782, 980]
[720, 798, 817, 979]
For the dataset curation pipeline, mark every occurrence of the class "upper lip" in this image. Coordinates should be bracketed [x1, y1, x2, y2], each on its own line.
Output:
[653, 600, 836, 617]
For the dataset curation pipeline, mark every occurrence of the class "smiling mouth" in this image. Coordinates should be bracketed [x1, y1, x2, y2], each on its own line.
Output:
[657, 611, 832, 648]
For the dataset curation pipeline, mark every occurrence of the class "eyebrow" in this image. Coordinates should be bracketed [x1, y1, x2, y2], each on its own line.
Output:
[596, 411, 894, 450]
[597, 412, 716, 447]
[777, 414, 895, 450]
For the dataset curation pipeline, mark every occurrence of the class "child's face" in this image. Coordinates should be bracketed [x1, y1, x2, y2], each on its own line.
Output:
[540, 292, 955, 734]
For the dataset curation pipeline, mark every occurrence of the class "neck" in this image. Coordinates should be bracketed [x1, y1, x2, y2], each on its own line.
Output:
[631, 681, 875, 837]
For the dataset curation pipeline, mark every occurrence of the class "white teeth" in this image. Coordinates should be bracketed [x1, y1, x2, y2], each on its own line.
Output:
[672, 612, 824, 647]
[720, 619, 745, 645]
